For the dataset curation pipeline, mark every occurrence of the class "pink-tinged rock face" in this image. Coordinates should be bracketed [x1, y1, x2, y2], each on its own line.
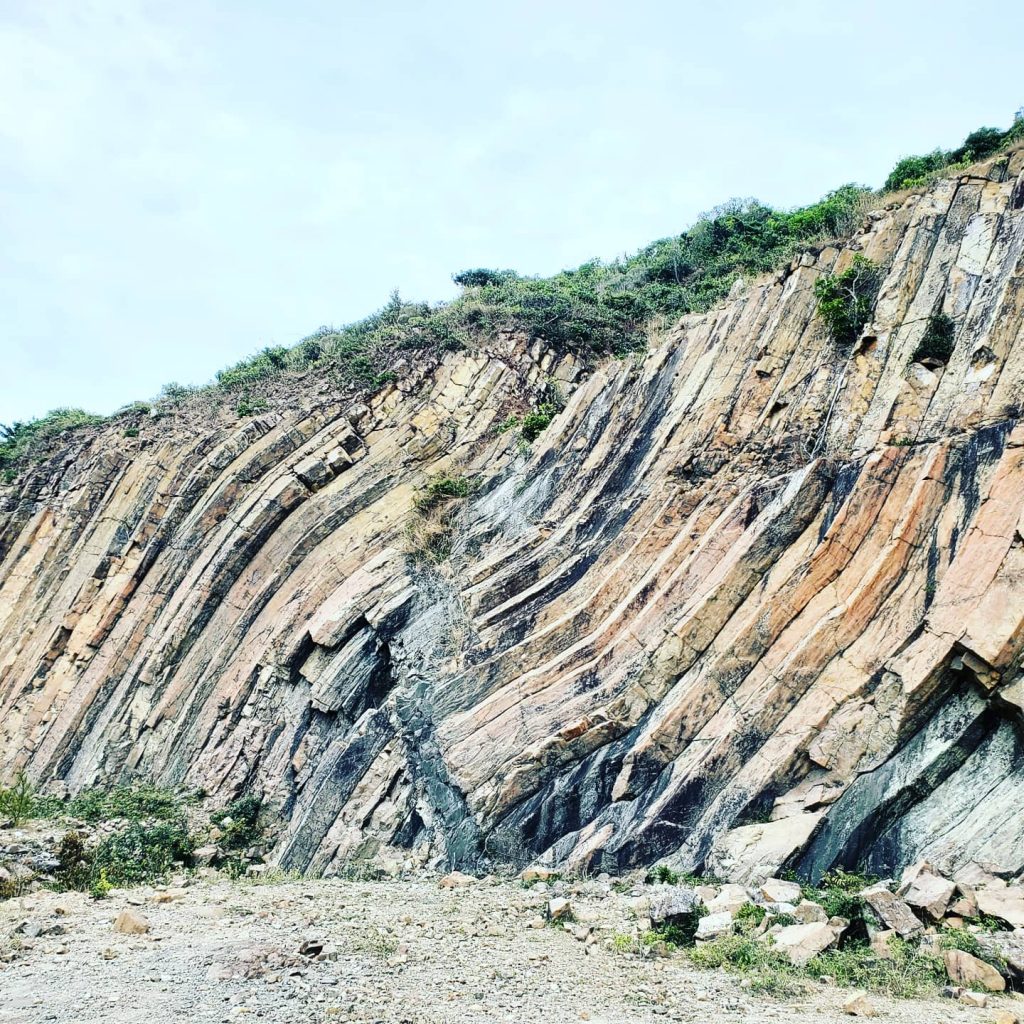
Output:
[2, 150, 1024, 880]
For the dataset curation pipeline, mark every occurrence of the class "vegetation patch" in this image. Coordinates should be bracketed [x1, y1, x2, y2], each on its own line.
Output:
[212, 794, 265, 852]
[814, 256, 881, 345]
[912, 313, 956, 364]
[406, 474, 474, 563]
[883, 112, 1024, 191]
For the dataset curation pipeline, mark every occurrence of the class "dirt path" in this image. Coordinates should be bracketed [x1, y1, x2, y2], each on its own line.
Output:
[0, 876, 1013, 1023]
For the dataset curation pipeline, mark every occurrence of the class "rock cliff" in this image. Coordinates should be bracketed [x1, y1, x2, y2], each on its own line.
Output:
[3, 148, 1024, 883]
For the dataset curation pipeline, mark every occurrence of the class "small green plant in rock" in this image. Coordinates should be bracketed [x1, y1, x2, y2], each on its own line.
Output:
[213, 793, 265, 851]
[89, 867, 113, 900]
[735, 902, 767, 931]
[801, 868, 876, 922]
[645, 864, 680, 886]
[412, 475, 472, 514]
[912, 313, 956, 364]
[814, 256, 881, 346]
[690, 933, 803, 996]
[235, 394, 270, 417]
[0, 771, 36, 826]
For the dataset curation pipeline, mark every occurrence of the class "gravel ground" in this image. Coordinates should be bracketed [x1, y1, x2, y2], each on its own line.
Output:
[0, 876, 1018, 1024]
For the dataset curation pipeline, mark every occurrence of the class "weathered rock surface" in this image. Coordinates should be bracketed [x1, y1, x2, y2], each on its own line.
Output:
[942, 949, 1006, 992]
[3, 150, 1024, 880]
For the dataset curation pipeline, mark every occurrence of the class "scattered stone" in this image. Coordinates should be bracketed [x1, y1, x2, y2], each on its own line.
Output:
[154, 888, 187, 904]
[868, 928, 895, 959]
[900, 866, 955, 920]
[770, 922, 839, 965]
[438, 871, 476, 889]
[113, 911, 150, 935]
[648, 886, 700, 923]
[760, 878, 801, 904]
[547, 897, 572, 922]
[943, 949, 1006, 992]
[860, 885, 923, 938]
[977, 886, 1024, 929]
[959, 991, 988, 1008]
[706, 884, 749, 915]
[792, 900, 828, 924]
[842, 991, 875, 1016]
[695, 911, 734, 942]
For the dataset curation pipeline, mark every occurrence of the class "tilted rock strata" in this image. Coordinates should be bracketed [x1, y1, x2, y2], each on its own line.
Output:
[2, 149, 1024, 881]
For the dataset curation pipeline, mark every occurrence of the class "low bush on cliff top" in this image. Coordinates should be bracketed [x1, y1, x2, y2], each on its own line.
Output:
[882, 111, 1024, 192]
[8, 110, 1021, 475]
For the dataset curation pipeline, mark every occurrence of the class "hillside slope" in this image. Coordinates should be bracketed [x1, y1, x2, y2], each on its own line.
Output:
[2, 148, 1024, 883]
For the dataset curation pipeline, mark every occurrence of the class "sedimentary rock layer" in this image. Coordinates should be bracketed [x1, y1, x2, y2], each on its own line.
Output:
[3, 149, 1024, 881]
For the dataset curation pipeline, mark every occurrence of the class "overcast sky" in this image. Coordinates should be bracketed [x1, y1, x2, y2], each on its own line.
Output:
[2, 0, 1022, 423]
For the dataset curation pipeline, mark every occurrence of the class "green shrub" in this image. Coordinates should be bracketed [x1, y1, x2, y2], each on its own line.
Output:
[814, 256, 881, 345]
[882, 113, 1024, 192]
[453, 268, 516, 287]
[800, 868, 876, 922]
[413, 475, 472, 514]
[735, 902, 767, 930]
[912, 313, 955, 363]
[0, 771, 36, 826]
[808, 939, 946, 998]
[0, 409, 104, 474]
[60, 784, 185, 823]
[645, 864, 680, 886]
[521, 407, 556, 443]
[235, 394, 270, 417]
[213, 794, 264, 851]
[883, 150, 952, 192]
[54, 831, 94, 891]
[90, 820, 195, 887]
[939, 927, 1006, 970]
[690, 933, 803, 996]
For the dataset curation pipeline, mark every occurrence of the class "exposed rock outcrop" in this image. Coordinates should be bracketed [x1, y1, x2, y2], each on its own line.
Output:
[3, 149, 1024, 881]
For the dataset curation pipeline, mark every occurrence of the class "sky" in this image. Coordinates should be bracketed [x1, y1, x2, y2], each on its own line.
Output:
[2, 1, 1023, 423]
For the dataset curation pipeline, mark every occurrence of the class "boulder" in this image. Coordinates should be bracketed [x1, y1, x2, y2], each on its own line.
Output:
[842, 991, 876, 1017]
[992, 1010, 1020, 1024]
[958, 990, 987, 1007]
[648, 886, 700, 923]
[770, 922, 839, 965]
[707, 813, 823, 884]
[900, 868, 955, 921]
[976, 886, 1024, 929]
[860, 886, 923, 938]
[546, 897, 572, 922]
[113, 911, 150, 935]
[520, 866, 557, 884]
[192, 845, 219, 867]
[706, 883, 750, 915]
[438, 871, 476, 889]
[792, 900, 828, 924]
[695, 911, 734, 942]
[943, 949, 1005, 992]
[868, 928, 895, 958]
[760, 878, 802, 905]
[948, 882, 978, 919]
